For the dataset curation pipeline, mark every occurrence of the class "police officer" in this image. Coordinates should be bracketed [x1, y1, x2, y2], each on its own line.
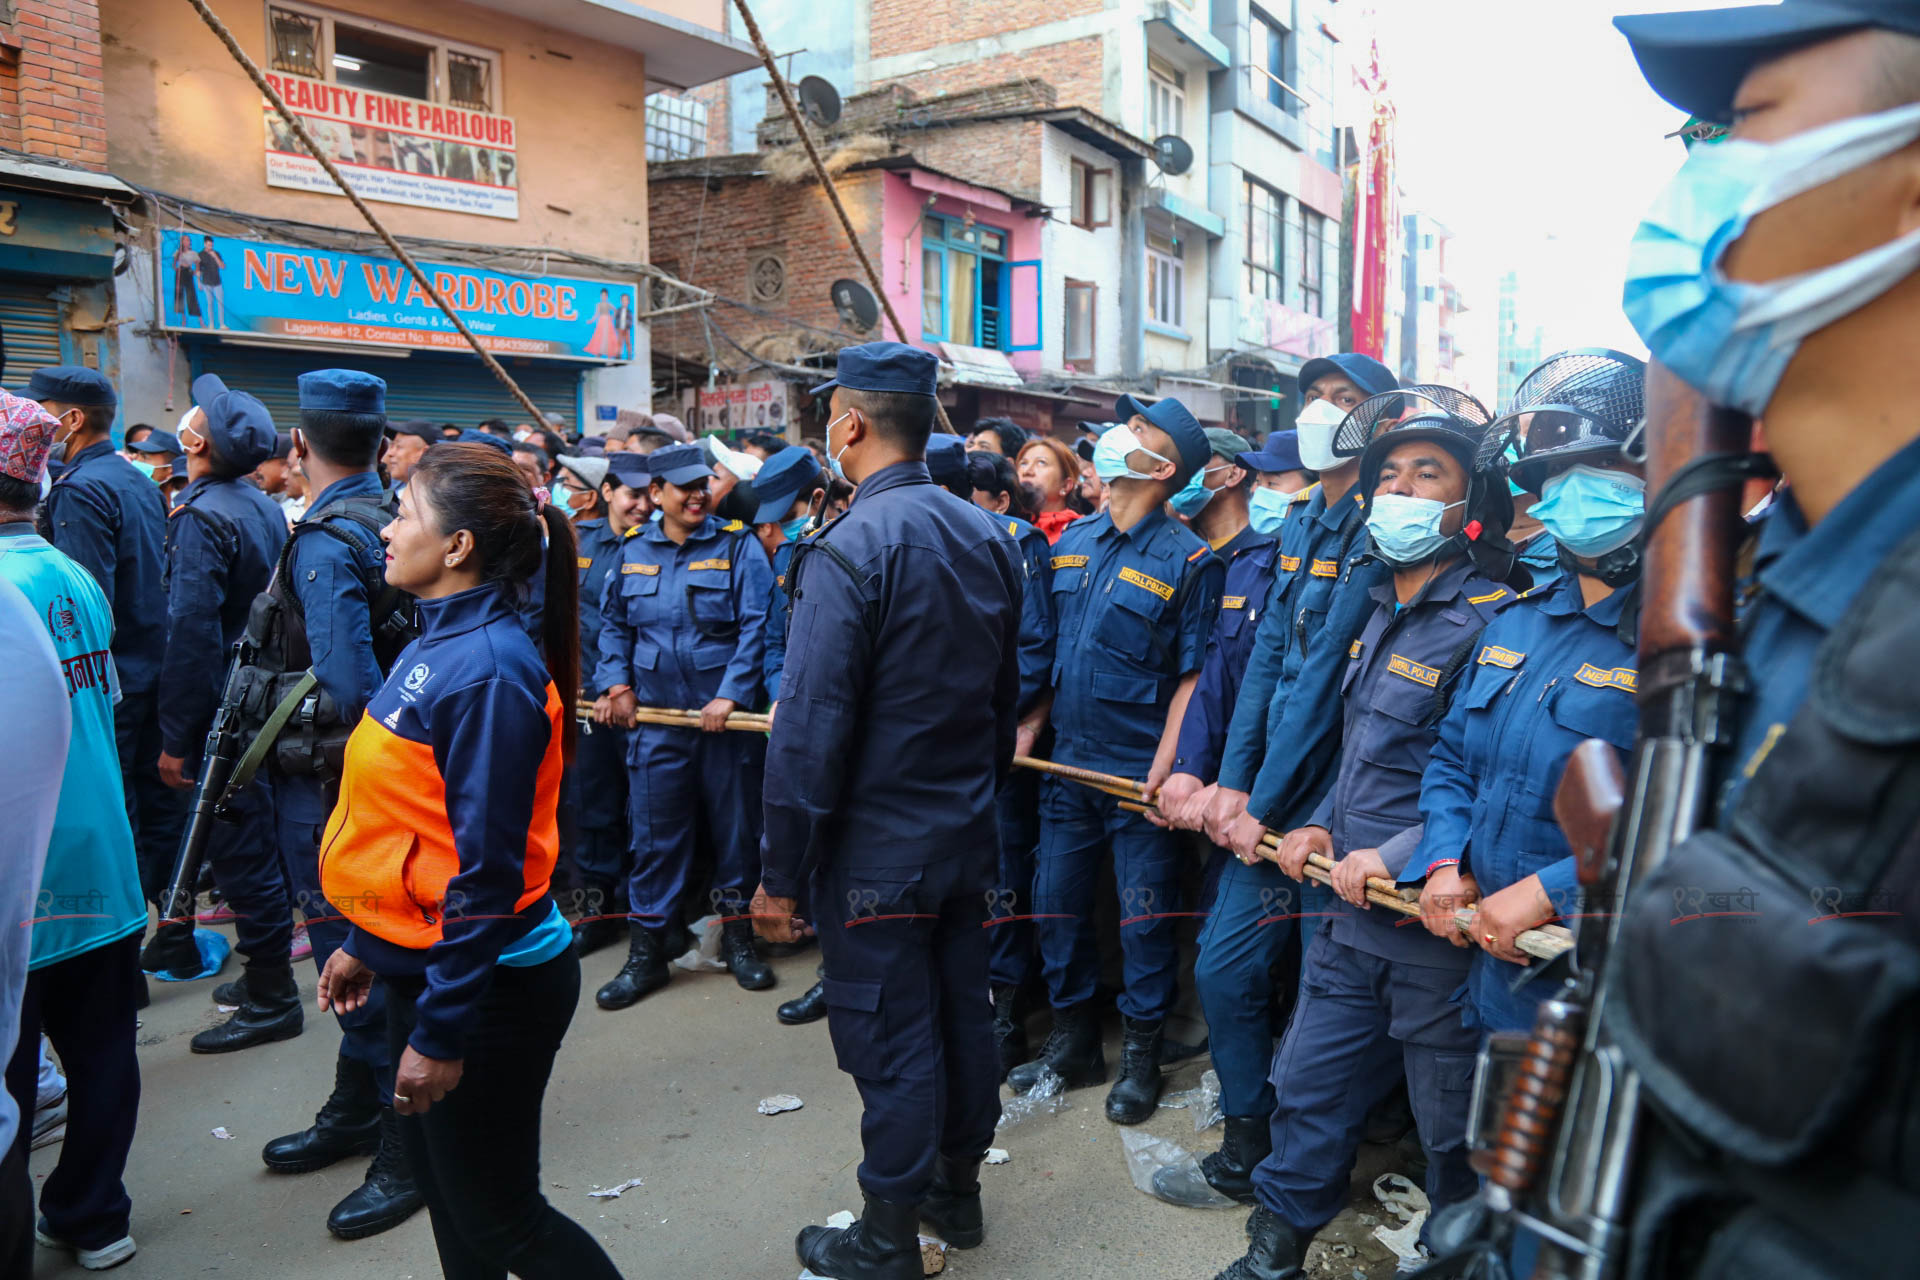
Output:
[29, 368, 178, 913]
[1008, 397, 1224, 1125]
[754, 443, 826, 705]
[1215, 402, 1523, 1280]
[1412, 351, 1647, 1035]
[593, 442, 775, 1007]
[154, 376, 299, 1052]
[747, 342, 1023, 1279]
[568, 451, 640, 957]
[236, 370, 422, 1239]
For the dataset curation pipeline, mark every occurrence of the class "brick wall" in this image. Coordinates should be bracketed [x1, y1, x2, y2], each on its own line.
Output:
[0, 0, 107, 167]
[910, 116, 1048, 206]
[869, 0, 1103, 59]
[889, 37, 1106, 115]
[757, 80, 1055, 149]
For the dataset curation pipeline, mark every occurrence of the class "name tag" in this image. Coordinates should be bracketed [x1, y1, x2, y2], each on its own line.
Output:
[689, 558, 731, 572]
[1052, 554, 1089, 569]
[1574, 663, 1637, 693]
[1349, 640, 1363, 659]
[576, 556, 592, 570]
[1279, 554, 1302, 572]
[1222, 596, 1247, 610]
[1477, 645, 1525, 669]
[1309, 558, 1338, 578]
[622, 563, 660, 576]
[1118, 566, 1174, 601]
[776, 574, 786, 588]
[1388, 653, 1441, 688]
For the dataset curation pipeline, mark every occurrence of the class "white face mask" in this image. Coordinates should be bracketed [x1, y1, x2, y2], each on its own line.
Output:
[1294, 399, 1348, 472]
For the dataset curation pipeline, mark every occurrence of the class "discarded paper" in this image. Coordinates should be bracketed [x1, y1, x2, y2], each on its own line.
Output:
[1371, 1171, 1431, 1262]
[671, 915, 731, 973]
[758, 1094, 805, 1116]
[984, 1148, 1010, 1165]
[210, 1127, 234, 1140]
[588, 1178, 644, 1199]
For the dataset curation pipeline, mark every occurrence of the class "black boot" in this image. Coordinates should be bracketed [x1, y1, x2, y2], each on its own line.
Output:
[212, 971, 251, 1007]
[190, 963, 303, 1054]
[1198, 1115, 1272, 1204]
[140, 920, 202, 977]
[778, 980, 827, 1026]
[571, 876, 626, 957]
[919, 1153, 984, 1249]
[991, 984, 1026, 1083]
[1104, 1017, 1164, 1124]
[1007, 1001, 1106, 1094]
[1213, 1205, 1308, 1280]
[795, 1188, 922, 1280]
[722, 918, 775, 991]
[595, 924, 669, 1010]
[261, 1054, 381, 1173]
[326, 1109, 424, 1240]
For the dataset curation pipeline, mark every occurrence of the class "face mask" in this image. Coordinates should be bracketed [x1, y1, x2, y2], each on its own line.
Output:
[781, 513, 811, 541]
[1367, 493, 1463, 567]
[1530, 464, 1646, 558]
[550, 479, 572, 511]
[1623, 101, 1920, 417]
[825, 411, 853, 482]
[1168, 465, 1228, 517]
[1092, 425, 1170, 483]
[1248, 485, 1300, 536]
[1294, 398, 1349, 472]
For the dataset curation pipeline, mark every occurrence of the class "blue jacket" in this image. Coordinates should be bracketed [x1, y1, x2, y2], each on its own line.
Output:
[760, 461, 1022, 898]
[763, 534, 804, 702]
[287, 472, 389, 725]
[1172, 529, 1279, 783]
[159, 474, 289, 760]
[1047, 507, 1222, 775]
[594, 516, 772, 709]
[43, 440, 169, 697]
[999, 512, 1056, 717]
[1309, 553, 1517, 968]
[573, 517, 624, 683]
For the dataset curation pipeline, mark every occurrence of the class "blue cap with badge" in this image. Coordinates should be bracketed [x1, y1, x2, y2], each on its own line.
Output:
[22, 366, 118, 410]
[750, 444, 823, 523]
[297, 368, 387, 415]
[1241, 429, 1305, 474]
[605, 451, 650, 487]
[190, 373, 276, 473]
[1113, 393, 1209, 484]
[647, 442, 715, 487]
[924, 432, 971, 493]
[809, 341, 941, 400]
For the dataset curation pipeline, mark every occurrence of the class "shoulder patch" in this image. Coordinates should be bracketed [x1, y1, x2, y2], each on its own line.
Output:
[1574, 663, 1638, 693]
[1187, 546, 1208, 563]
[1476, 644, 1525, 669]
[1118, 566, 1174, 601]
[622, 562, 660, 576]
[623, 525, 643, 539]
[1052, 554, 1089, 570]
[1279, 554, 1303, 573]
[1387, 653, 1442, 688]
[1222, 595, 1247, 610]
[1468, 588, 1510, 605]
[576, 555, 592, 570]
[1310, 557, 1339, 578]
[688, 558, 731, 572]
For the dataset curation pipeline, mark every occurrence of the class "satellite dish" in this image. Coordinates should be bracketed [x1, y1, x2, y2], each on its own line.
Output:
[1153, 135, 1194, 176]
[830, 278, 880, 333]
[798, 76, 842, 127]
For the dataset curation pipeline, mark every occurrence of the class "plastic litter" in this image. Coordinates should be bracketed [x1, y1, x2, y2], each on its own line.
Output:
[209, 1127, 233, 1140]
[672, 915, 731, 973]
[984, 1148, 1010, 1165]
[1371, 1171, 1431, 1262]
[758, 1094, 805, 1116]
[798, 1211, 947, 1277]
[1159, 1068, 1224, 1132]
[995, 1068, 1069, 1130]
[588, 1178, 644, 1199]
[149, 928, 230, 982]
[1122, 1126, 1235, 1208]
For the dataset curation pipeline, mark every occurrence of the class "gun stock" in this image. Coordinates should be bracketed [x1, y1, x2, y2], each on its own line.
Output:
[1556, 740, 1627, 889]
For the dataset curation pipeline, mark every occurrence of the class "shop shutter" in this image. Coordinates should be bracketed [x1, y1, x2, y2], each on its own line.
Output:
[189, 343, 583, 431]
[0, 280, 68, 386]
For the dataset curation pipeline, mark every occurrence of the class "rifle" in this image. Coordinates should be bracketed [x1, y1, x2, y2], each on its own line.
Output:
[1451, 364, 1755, 1279]
[139, 641, 256, 973]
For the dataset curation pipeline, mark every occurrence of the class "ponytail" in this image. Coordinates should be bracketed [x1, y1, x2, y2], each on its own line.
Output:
[538, 502, 580, 762]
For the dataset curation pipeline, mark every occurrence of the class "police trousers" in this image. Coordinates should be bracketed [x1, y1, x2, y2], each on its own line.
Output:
[1251, 929, 1478, 1239]
[814, 854, 1001, 1205]
[1194, 855, 1302, 1119]
[279, 775, 390, 1080]
[624, 725, 762, 926]
[567, 721, 629, 887]
[206, 780, 292, 968]
[987, 767, 1041, 990]
[112, 688, 186, 905]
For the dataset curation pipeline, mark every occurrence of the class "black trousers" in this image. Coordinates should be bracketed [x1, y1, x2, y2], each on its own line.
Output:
[113, 688, 186, 905]
[384, 951, 622, 1280]
[4, 934, 142, 1249]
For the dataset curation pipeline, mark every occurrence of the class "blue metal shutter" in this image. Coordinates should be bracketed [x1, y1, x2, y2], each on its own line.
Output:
[0, 279, 67, 386]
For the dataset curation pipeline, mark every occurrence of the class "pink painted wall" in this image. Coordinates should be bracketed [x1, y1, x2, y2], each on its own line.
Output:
[881, 171, 1045, 375]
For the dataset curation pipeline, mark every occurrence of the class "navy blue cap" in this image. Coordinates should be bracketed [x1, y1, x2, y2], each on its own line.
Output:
[23, 366, 117, 410]
[647, 443, 714, 487]
[750, 444, 823, 523]
[298, 368, 387, 415]
[605, 451, 650, 486]
[168, 457, 189, 482]
[809, 341, 940, 400]
[1114, 394, 1209, 483]
[1298, 353, 1399, 401]
[388, 418, 438, 444]
[128, 430, 182, 456]
[1241, 429, 1305, 474]
[1616, 1, 1920, 120]
[924, 432, 971, 492]
[190, 374, 276, 473]
[270, 430, 293, 461]
[455, 430, 515, 457]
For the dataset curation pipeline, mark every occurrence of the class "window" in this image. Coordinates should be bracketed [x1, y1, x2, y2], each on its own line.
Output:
[1242, 179, 1285, 302]
[1299, 209, 1328, 318]
[1069, 160, 1112, 230]
[1064, 280, 1097, 365]
[646, 92, 708, 162]
[921, 215, 1011, 349]
[1422, 234, 1434, 251]
[265, 3, 499, 110]
[1149, 55, 1186, 139]
[1248, 9, 1298, 117]
[1148, 233, 1183, 330]
[1423, 285, 1436, 303]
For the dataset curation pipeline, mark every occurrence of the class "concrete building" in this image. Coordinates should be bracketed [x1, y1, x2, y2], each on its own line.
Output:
[1402, 209, 1464, 388]
[1496, 267, 1545, 408]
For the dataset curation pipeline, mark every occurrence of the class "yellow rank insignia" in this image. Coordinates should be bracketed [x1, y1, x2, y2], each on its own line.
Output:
[720, 518, 745, 532]
[1468, 588, 1510, 605]
[1388, 654, 1441, 687]
[1574, 663, 1637, 692]
[576, 556, 592, 570]
[1118, 567, 1174, 600]
[1052, 554, 1089, 570]
[1477, 645, 1525, 669]
[1187, 546, 1208, 563]
[1279, 554, 1303, 572]
[1007, 520, 1019, 536]
[689, 558, 731, 572]
[622, 563, 660, 576]
[1223, 596, 1247, 610]
[1310, 558, 1338, 577]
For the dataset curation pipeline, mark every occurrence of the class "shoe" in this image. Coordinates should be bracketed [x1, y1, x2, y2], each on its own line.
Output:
[1104, 1017, 1165, 1124]
[1198, 1115, 1272, 1205]
[1213, 1206, 1308, 1280]
[31, 1093, 66, 1151]
[1006, 1002, 1105, 1094]
[795, 1188, 922, 1280]
[189, 964, 303, 1053]
[34, 1219, 136, 1271]
[595, 924, 669, 1010]
[140, 920, 201, 976]
[197, 901, 236, 925]
[722, 918, 775, 991]
[212, 971, 250, 1007]
[778, 979, 827, 1026]
[290, 923, 312, 963]
[991, 984, 1027, 1083]
[919, 1153, 983, 1249]
[262, 1054, 382, 1173]
[571, 877, 626, 957]
[326, 1109, 424, 1240]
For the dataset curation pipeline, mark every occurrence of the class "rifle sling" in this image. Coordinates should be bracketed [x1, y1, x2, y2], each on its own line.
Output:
[226, 670, 317, 798]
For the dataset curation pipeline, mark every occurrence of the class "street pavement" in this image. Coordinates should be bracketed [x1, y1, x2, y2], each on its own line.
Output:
[30, 944, 1407, 1278]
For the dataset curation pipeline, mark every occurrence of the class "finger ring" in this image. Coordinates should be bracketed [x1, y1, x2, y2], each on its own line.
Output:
[393, 1093, 412, 1104]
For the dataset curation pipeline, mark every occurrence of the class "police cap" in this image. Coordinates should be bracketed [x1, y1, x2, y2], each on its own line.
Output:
[809, 341, 940, 400]
[605, 451, 650, 488]
[190, 373, 276, 473]
[647, 443, 713, 487]
[298, 368, 387, 415]
[750, 443, 823, 523]
[22, 366, 117, 410]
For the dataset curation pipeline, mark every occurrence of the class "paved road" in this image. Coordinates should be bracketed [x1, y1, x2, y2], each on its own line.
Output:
[30, 944, 1408, 1278]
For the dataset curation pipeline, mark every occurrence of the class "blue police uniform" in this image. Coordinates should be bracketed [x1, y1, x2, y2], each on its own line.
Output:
[988, 511, 1055, 990]
[44, 438, 180, 901]
[160, 472, 292, 968]
[763, 534, 804, 700]
[568, 516, 630, 888]
[1411, 573, 1638, 1034]
[1170, 528, 1279, 787]
[1035, 506, 1221, 1022]
[595, 513, 773, 927]
[1249, 554, 1516, 1240]
[760, 456, 1023, 1206]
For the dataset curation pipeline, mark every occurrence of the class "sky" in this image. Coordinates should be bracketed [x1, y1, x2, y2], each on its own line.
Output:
[1356, 0, 1746, 394]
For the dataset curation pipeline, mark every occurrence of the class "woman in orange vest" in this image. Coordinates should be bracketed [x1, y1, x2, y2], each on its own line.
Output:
[316, 443, 622, 1278]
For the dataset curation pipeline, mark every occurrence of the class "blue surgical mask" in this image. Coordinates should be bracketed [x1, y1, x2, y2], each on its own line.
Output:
[1623, 101, 1920, 417]
[1248, 485, 1301, 536]
[1092, 424, 1170, 483]
[1530, 464, 1645, 558]
[1168, 465, 1229, 517]
[825, 410, 853, 481]
[781, 514, 811, 541]
[1366, 493, 1463, 567]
